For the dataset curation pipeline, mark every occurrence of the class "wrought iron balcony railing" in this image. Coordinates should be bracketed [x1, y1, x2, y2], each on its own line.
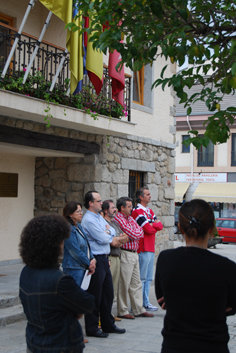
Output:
[0, 22, 131, 121]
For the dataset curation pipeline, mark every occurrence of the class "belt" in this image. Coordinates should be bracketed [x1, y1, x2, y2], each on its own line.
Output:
[121, 248, 137, 253]
[94, 254, 109, 258]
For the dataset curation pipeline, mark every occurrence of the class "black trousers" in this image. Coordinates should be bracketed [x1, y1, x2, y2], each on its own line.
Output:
[85, 254, 115, 334]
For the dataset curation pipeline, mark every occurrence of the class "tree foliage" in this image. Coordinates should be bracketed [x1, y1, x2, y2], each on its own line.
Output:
[75, 0, 236, 147]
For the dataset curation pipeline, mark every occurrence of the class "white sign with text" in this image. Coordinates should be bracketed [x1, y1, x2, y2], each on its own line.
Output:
[175, 173, 227, 183]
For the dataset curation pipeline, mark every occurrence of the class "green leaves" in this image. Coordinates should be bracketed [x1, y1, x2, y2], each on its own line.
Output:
[73, 0, 236, 147]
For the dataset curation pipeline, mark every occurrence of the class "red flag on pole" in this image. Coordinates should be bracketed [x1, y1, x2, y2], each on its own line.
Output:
[108, 47, 125, 107]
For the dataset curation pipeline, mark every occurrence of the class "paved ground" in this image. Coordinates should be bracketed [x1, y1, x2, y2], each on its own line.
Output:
[0, 242, 236, 353]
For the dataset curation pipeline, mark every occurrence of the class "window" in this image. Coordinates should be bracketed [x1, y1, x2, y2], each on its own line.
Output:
[0, 13, 15, 72]
[133, 64, 152, 108]
[0, 172, 18, 197]
[197, 139, 214, 166]
[182, 135, 190, 153]
[128, 171, 145, 200]
[231, 133, 236, 166]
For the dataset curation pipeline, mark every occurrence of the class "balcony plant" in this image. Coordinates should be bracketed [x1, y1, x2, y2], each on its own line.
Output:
[0, 69, 126, 123]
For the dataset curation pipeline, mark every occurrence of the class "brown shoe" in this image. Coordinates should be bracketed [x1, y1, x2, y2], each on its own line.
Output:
[118, 314, 135, 319]
[135, 312, 154, 318]
[114, 316, 122, 321]
[83, 339, 88, 344]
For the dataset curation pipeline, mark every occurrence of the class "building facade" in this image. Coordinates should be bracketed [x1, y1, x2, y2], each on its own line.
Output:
[0, 0, 176, 261]
[175, 81, 236, 218]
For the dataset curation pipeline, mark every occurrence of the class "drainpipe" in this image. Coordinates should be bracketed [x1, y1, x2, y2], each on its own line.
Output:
[186, 115, 194, 184]
[185, 115, 198, 201]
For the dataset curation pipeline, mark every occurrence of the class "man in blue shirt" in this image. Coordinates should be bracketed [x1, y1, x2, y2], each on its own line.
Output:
[82, 190, 126, 338]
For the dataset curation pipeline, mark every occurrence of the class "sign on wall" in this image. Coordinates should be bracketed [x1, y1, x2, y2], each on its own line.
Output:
[175, 173, 227, 183]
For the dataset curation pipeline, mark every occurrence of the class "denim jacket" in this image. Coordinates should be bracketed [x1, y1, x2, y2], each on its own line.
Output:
[19, 266, 95, 353]
[62, 224, 94, 270]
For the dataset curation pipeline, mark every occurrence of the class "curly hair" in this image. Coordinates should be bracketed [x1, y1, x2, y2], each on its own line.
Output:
[19, 214, 70, 268]
[179, 199, 215, 240]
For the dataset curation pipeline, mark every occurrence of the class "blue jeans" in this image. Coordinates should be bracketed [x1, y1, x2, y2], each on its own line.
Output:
[63, 268, 85, 287]
[139, 252, 155, 307]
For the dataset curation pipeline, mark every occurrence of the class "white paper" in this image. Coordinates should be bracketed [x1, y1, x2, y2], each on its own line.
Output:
[81, 270, 91, 290]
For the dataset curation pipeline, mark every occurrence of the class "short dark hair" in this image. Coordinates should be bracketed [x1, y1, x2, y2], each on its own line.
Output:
[116, 197, 133, 212]
[63, 201, 82, 225]
[84, 190, 98, 209]
[179, 199, 215, 239]
[135, 186, 149, 203]
[19, 215, 70, 268]
[102, 199, 114, 213]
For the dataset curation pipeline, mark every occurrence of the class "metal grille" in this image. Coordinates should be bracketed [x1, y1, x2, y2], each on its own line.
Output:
[0, 23, 131, 121]
[128, 171, 145, 200]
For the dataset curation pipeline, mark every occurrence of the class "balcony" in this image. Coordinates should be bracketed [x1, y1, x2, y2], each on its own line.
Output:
[0, 22, 132, 127]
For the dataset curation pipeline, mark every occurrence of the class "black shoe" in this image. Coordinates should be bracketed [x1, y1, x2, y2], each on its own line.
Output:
[87, 329, 109, 338]
[103, 326, 126, 334]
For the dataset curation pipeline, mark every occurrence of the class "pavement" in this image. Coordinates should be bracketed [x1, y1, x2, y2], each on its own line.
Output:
[0, 242, 236, 353]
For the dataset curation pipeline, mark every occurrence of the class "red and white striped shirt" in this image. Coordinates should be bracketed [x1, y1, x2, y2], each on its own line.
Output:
[114, 211, 144, 251]
[132, 203, 163, 253]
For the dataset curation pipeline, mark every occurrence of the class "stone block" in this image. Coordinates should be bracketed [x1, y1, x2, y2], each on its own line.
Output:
[71, 183, 84, 191]
[112, 170, 126, 184]
[36, 166, 48, 177]
[55, 158, 68, 169]
[52, 178, 68, 192]
[162, 216, 174, 227]
[108, 163, 117, 172]
[117, 184, 128, 198]
[49, 170, 66, 179]
[167, 158, 175, 174]
[67, 164, 93, 182]
[164, 188, 175, 200]
[51, 199, 65, 208]
[95, 165, 112, 182]
[44, 158, 54, 169]
[66, 191, 83, 203]
[148, 184, 158, 201]
[93, 183, 110, 200]
[35, 175, 51, 187]
[121, 158, 155, 172]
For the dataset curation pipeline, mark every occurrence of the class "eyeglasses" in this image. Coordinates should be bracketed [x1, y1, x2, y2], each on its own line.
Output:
[78, 211, 83, 214]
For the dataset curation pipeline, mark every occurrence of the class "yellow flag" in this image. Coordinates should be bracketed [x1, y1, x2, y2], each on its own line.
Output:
[86, 34, 103, 94]
[39, 0, 83, 93]
[39, 0, 73, 24]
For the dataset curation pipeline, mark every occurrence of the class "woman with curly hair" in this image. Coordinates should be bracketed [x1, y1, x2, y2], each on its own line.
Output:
[19, 214, 95, 353]
[62, 201, 96, 287]
[155, 199, 236, 353]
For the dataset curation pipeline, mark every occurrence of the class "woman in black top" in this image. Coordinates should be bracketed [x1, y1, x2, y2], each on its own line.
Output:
[155, 199, 236, 353]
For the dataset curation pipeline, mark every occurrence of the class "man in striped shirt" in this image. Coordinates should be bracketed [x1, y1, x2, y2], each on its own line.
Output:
[114, 197, 154, 319]
[132, 187, 163, 311]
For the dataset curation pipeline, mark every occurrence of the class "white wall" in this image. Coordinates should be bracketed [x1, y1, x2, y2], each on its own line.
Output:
[0, 153, 35, 261]
[217, 142, 228, 167]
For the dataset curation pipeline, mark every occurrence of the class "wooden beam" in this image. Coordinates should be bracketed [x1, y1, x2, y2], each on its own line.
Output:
[0, 125, 100, 155]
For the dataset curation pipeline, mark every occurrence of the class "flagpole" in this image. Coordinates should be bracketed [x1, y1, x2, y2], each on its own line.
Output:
[49, 49, 68, 92]
[23, 11, 53, 84]
[1, 0, 36, 78]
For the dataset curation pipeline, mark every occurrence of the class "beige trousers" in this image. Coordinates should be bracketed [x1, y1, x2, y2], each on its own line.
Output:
[117, 250, 145, 316]
[109, 255, 120, 302]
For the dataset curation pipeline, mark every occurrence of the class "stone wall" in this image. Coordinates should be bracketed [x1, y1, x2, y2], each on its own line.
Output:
[0, 116, 175, 250]
[34, 131, 176, 249]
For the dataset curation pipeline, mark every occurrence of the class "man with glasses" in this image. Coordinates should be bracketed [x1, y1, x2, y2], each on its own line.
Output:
[82, 191, 125, 338]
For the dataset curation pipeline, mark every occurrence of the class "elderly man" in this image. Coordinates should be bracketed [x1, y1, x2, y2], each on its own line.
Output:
[114, 197, 154, 319]
[132, 187, 163, 311]
[102, 200, 128, 305]
[81, 191, 126, 338]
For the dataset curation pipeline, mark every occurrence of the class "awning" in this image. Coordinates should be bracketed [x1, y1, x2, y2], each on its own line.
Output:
[175, 183, 189, 202]
[193, 183, 236, 203]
